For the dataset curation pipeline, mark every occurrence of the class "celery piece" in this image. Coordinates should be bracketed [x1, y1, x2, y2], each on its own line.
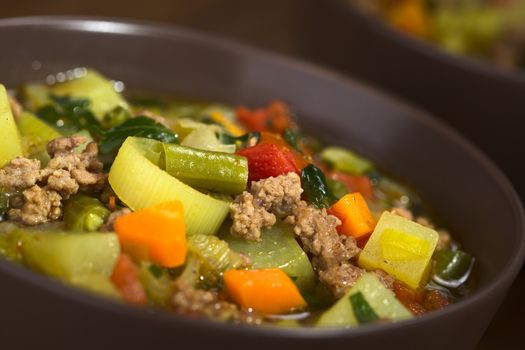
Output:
[222, 221, 316, 293]
[20, 84, 51, 112]
[162, 143, 247, 194]
[181, 127, 236, 154]
[321, 146, 373, 175]
[317, 273, 412, 327]
[17, 111, 62, 164]
[18, 230, 120, 279]
[188, 234, 244, 285]
[0, 84, 23, 167]
[358, 211, 439, 289]
[350, 292, 380, 324]
[108, 137, 230, 236]
[49, 69, 128, 120]
[139, 262, 174, 307]
[63, 195, 110, 232]
[69, 274, 121, 300]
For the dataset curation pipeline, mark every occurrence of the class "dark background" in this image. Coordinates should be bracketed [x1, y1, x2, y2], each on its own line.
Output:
[1, 1, 523, 348]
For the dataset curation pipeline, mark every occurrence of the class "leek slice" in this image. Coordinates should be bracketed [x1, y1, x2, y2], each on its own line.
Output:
[49, 69, 128, 120]
[0, 84, 23, 167]
[17, 111, 61, 164]
[108, 137, 230, 236]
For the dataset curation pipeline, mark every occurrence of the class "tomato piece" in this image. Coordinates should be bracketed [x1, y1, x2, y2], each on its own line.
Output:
[330, 172, 374, 200]
[111, 254, 147, 306]
[236, 101, 294, 134]
[237, 143, 298, 183]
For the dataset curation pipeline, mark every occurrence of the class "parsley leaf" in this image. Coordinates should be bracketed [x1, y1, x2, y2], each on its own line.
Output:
[99, 116, 179, 154]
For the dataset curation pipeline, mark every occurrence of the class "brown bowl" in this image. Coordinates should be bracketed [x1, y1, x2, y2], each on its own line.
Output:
[0, 16, 523, 350]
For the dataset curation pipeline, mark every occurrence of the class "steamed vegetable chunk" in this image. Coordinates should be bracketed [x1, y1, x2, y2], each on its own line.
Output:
[18, 230, 120, 279]
[358, 211, 439, 289]
[317, 273, 412, 327]
[0, 71, 473, 328]
[0, 85, 23, 167]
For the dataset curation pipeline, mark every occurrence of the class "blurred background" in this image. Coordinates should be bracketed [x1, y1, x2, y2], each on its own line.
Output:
[2, 1, 524, 348]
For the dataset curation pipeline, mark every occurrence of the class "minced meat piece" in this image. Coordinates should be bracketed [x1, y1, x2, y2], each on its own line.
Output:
[0, 157, 41, 189]
[230, 192, 276, 241]
[373, 269, 395, 291]
[1, 136, 106, 225]
[172, 281, 262, 325]
[391, 207, 413, 220]
[8, 185, 62, 226]
[318, 263, 364, 298]
[437, 230, 452, 251]
[250, 172, 303, 217]
[286, 201, 362, 297]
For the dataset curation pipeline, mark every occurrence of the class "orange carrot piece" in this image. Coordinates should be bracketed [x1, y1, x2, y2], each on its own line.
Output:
[329, 192, 375, 239]
[111, 254, 147, 306]
[114, 200, 187, 268]
[223, 268, 306, 314]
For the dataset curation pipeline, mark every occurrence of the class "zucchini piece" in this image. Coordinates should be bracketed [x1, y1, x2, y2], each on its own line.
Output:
[221, 221, 316, 293]
[17, 111, 61, 164]
[49, 69, 128, 120]
[108, 137, 230, 236]
[321, 146, 373, 175]
[162, 143, 247, 194]
[20, 84, 51, 112]
[350, 292, 380, 324]
[17, 230, 120, 279]
[317, 273, 412, 327]
[0, 84, 23, 167]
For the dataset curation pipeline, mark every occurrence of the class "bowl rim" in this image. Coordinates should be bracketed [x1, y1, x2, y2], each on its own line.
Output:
[329, 0, 525, 85]
[0, 15, 524, 339]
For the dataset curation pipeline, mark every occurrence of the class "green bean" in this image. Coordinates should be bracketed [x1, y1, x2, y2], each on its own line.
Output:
[63, 194, 110, 232]
[161, 143, 248, 194]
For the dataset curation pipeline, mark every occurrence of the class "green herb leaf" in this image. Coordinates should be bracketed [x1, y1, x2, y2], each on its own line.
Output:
[350, 292, 380, 324]
[283, 128, 302, 153]
[99, 116, 179, 154]
[300, 164, 337, 209]
[220, 131, 260, 148]
[148, 264, 164, 279]
[36, 95, 104, 137]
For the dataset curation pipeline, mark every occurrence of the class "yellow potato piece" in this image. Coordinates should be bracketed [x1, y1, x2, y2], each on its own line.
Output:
[0, 84, 23, 167]
[358, 211, 438, 289]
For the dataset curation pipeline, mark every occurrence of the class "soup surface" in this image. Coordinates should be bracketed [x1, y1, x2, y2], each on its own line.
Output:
[0, 68, 474, 327]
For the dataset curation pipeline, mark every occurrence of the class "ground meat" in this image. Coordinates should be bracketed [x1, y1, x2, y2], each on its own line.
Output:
[319, 263, 364, 298]
[373, 269, 395, 291]
[0, 136, 106, 225]
[229, 173, 303, 241]
[172, 281, 262, 325]
[391, 207, 413, 220]
[100, 208, 132, 232]
[8, 185, 62, 226]
[286, 201, 363, 297]
[437, 230, 451, 251]
[250, 173, 303, 217]
[230, 192, 276, 241]
[0, 158, 41, 189]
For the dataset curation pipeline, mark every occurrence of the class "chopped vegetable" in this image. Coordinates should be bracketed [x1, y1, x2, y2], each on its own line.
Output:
[20, 83, 51, 111]
[17, 230, 120, 280]
[139, 262, 174, 307]
[328, 193, 375, 239]
[114, 200, 187, 268]
[222, 221, 316, 293]
[181, 126, 236, 153]
[63, 195, 110, 232]
[108, 137, 230, 236]
[300, 164, 337, 209]
[207, 109, 245, 136]
[237, 142, 298, 183]
[17, 111, 62, 164]
[259, 131, 309, 170]
[433, 249, 474, 288]
[48, 69, 128, 119]
[0, 85, 23, 167]
[358, 211, 439, 289]
[187, 234, 244, 285]
[223, 268, 306, 314]
[330, 172, 374, 200]
[321, 146, 373, 175]
[317, 273, 412, 327]
[350, 292, 380, 324]
[110, 254, 147, 305]
[100, 116, 178, 154]
[236, 101, 294, 134]
[69, 274, 121, 299]
[162, 143, 248, 194]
